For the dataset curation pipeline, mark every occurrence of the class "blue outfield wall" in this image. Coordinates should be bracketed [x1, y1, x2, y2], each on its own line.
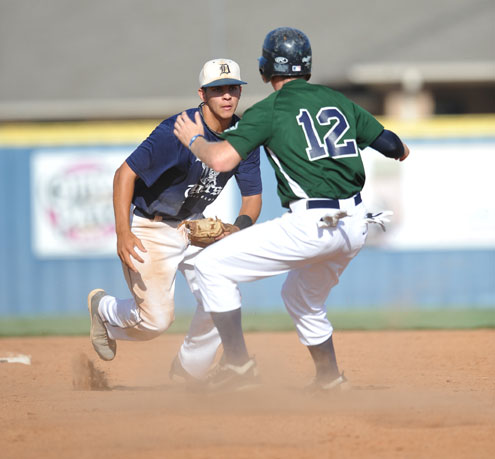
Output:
[0, 119, 494, 317]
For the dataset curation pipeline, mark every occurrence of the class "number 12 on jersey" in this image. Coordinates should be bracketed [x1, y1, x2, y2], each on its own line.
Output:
[296, 107, 358, 161]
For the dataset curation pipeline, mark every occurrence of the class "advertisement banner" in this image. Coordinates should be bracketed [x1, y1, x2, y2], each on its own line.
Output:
[31, 148, 129, 257]
[362, 139, 495, 249]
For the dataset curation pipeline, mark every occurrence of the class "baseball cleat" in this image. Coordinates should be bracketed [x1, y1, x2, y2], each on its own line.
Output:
[169, 354, 189, 382]
[168, 355, 206, 390]
[206, 357, 261, 393]
[305, 372, 350, 394]
[87, 289, 116, 361]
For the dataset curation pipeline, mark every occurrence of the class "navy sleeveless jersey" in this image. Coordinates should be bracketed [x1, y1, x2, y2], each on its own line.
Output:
[126, 106, 262, 221]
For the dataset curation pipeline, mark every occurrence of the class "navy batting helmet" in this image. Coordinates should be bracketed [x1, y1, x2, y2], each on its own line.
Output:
[258, 27, 312, 82]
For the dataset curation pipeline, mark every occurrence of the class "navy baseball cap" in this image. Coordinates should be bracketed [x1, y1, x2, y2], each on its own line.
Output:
[199, 59, 247, 88]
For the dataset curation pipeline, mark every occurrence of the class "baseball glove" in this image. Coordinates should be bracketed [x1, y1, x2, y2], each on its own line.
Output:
[179, 217, 235, 248]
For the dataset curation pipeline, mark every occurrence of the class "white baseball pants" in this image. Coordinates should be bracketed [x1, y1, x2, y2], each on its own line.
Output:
[194, 198, 368, 346]
[97, 215, 221, 378]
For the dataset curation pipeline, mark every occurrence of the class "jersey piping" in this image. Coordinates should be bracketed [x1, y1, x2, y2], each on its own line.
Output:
[265, 146, 309, 199]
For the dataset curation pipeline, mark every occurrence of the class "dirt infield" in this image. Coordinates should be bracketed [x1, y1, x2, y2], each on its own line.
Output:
[1, 330, 494, 459]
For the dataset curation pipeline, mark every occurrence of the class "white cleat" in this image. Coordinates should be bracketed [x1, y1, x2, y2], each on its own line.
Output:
[87, 289, 116, 361]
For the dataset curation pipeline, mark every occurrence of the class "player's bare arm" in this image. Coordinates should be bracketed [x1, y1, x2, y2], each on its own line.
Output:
[238, 193, 262, 224]
[174, 111, 242, 172]
[113, 162, 147, 272]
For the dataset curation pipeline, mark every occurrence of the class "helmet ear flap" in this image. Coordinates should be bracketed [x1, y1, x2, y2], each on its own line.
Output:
[258, 56, 273, 82]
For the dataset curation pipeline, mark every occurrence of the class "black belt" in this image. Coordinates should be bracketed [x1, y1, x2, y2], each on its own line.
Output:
[306, 193, 362, 210]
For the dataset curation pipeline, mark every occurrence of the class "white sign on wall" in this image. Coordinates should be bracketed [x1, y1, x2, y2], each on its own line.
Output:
[31, 149, 129, 257]
[362, 139, 495, 249]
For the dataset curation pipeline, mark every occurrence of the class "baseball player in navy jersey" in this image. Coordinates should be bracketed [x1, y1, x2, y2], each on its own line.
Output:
[87, 59, 262, 382]
[174, 27, 410, 392]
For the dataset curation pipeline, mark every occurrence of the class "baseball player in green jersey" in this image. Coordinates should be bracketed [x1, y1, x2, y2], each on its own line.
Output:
[174, 27, 410, 392]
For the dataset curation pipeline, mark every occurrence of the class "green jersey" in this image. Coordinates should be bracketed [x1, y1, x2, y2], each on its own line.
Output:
[221, 79, 383, 208]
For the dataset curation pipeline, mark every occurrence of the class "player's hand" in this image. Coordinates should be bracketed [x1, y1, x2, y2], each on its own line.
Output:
[174, 111, 204, 149]
[398, 142, 410, 161]
[116, 230, 147, 272]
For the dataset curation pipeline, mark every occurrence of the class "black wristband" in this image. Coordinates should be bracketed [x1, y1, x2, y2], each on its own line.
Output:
[233, 214, 253, 230]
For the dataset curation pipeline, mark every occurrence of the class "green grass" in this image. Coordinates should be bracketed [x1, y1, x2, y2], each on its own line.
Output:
[0, 308, 494, 337]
